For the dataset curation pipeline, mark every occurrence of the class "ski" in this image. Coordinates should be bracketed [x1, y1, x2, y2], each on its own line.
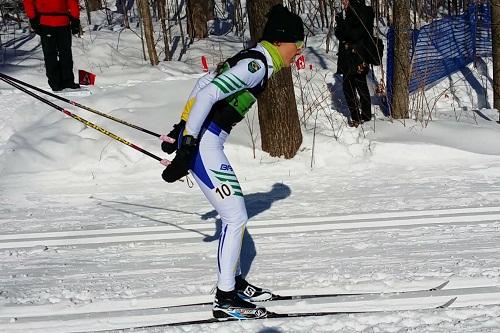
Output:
[156, 280, 450, 310]
[268, 280, 450, 302]
[129, 297, 457, 329]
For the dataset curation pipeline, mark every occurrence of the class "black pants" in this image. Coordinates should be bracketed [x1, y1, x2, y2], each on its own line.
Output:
[40, 26, 74, 90]
[342, 73, 371, 122]
[116, 0, 135, 13]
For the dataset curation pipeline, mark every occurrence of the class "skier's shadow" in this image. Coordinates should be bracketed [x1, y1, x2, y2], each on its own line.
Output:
[201, 183, 291, 277]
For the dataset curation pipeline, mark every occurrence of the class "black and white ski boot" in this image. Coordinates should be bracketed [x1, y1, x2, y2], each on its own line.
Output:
[213, 288, 267, 320]
[235, 275, 273, 302]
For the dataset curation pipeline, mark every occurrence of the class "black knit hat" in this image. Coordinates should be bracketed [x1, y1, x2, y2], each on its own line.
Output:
[262, 5, 304, 43]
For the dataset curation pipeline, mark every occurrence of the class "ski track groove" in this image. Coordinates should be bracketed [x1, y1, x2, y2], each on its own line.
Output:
[1, 206, 500, 249]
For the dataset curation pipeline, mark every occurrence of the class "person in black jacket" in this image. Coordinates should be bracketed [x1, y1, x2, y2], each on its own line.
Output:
[335, 0, 374, 127]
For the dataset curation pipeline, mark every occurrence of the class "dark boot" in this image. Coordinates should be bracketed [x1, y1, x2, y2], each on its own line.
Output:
[63, 82, 80, 89]
[213, 288, 267, 319]
[235, 275, 272, 302]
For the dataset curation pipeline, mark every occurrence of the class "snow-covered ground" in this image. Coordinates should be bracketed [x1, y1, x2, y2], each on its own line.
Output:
[1, 7, 500, 333]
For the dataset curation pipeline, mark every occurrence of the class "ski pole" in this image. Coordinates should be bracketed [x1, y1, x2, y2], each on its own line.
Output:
[0, 72, 162, 138]
[0, 75, 168, 165]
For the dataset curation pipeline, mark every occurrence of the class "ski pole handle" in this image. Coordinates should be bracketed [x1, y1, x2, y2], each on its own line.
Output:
[160, 159, 171, 166]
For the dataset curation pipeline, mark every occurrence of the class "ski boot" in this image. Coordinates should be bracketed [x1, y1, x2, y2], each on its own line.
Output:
[213, 288, 267, 320]
[235, 275, 273, 302]
[64, 82, 81, 90]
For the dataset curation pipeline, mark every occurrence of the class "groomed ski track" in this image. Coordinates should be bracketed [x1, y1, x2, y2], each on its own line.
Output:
[2, 206, 500, 249]
[1, 206, 500, 332]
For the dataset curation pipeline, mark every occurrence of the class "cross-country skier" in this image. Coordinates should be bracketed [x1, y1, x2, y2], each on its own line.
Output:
[160, 4, 304, 320]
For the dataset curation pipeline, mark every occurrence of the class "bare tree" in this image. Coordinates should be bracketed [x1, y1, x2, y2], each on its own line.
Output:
[207, 0, 215, 21]
[233, 0, 244, 36]
[87, 0, 102, 11]
[492, 0, 500, 121]
[247, 0, 303, 159]
[158, 0, 171, 60]
[391, 0, 411, 119]
[84, 0, 101, 24]
[187, 0, 208, 39]
[138, 0, 159, 65]
[174, 0, 186, 52]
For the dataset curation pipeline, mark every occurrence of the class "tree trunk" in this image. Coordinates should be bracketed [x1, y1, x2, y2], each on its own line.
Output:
[207, 0, 215, 21]
[318, 0, 326, 29]
[87, 0, 102, 11]
[138, 0, 159, 65]
[247, 0, 303, 159]
[187, 0, 208, 39]
[491, 0, 500, 120]
[391, 0, 411, 119]
[175, 0, 186, 52]
[158, 0, 171, 60]
[234, 0, 244, 36]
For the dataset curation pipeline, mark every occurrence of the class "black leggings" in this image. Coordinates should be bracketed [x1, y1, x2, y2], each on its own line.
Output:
[343, 73, 371, 122]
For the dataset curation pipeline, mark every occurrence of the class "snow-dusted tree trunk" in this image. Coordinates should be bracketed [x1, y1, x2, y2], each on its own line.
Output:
[391, 0, 411, 119]
[491, 0, 500, 119]
[247, 0, 303, 159]
[138, 0, 159, 65]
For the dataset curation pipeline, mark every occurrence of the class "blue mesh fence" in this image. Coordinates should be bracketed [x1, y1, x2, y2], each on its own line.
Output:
[386, 4, 492, 115]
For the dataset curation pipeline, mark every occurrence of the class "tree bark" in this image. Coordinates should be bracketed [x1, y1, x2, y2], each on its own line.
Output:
[234, 0, 244, 36]
[138, 0, 159, 65]
[175, 0, 186, 52]
[491, 0, 500, 120]
[207, 0, 215, 21]
[247, 0, 302, 159]
[187, 0, 208, 39]
[158, 0, 171, 60]
[87, 0, 102, 11]
[391, 0, 411, 119]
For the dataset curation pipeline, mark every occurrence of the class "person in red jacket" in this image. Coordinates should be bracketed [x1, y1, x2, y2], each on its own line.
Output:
[23, 0, 81, 91]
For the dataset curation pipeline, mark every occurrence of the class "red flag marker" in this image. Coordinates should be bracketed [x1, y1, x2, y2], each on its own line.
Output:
[201, 56, 209, 72]
[78, 69, 96, 85]
[295, 55, 305, 70]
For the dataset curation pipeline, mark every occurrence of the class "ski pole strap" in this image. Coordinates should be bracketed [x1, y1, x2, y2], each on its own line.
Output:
[0, 75, 163, 163]
[0, 72, 162, 138]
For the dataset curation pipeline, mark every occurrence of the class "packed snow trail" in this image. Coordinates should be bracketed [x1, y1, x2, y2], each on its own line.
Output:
[2, 206, 500, 249]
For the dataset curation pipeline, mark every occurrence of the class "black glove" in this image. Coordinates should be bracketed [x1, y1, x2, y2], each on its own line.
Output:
[161, 120, 185, 154]
[29, 17, 40, 35]
[70, 17, 80, 35]
[162, 135, 197, 183]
